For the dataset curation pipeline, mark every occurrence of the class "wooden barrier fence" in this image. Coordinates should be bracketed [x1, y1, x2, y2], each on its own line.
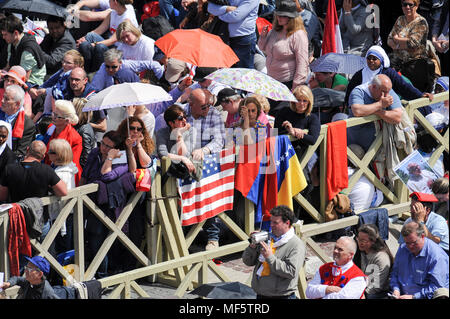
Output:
[0, 91, 447, 298]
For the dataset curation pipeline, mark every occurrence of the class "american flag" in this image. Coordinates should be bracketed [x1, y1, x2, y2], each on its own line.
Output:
[178, 148, 235, 226]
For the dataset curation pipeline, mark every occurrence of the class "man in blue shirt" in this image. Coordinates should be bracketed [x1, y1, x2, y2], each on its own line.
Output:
[390, 221, 449, 299]
[399, 192, 449, 254]
[91, 48, 163, 92]
[208, 0, 259, 68]
[348, 74, 403, 152]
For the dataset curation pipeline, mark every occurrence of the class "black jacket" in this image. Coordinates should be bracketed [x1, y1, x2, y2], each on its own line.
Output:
[9, 34, 46, 69]
[40, 29, 76, 75]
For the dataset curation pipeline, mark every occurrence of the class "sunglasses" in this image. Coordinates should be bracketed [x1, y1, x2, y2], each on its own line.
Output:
[200, 103, 211, 111]
[105, 64, 119, 69]
[176, 115, 186, 121]
[101, 140, 115, 149]
[366, 56, 379, 61]
[48, 150, 57, 155]
[129, 126, 143, 132]
[402, 2, 415, 7]
[0, 134, 7, 139]
[51, 112, 66, 120]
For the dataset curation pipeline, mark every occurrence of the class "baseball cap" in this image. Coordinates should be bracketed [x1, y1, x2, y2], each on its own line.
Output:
[409, 192, 438, 203]
[216, 88, 239, 105]
[164, 58, 188, 83]
[25, 256, 50, 275]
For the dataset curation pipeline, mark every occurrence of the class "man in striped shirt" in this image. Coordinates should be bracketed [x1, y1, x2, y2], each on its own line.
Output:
[185, 88, 225, 250]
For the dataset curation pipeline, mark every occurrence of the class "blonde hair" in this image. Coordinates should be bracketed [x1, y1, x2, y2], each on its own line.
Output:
[54, 100, 79, 125]
[72, 97, 90, 126]
[253, 94, 271, 114]
[273, 15, 306, 38]
[48, 138, 73, 166]
[64, 49, 84, 68]
[116, 20, 141, 42]
[290, 85, 314, 116]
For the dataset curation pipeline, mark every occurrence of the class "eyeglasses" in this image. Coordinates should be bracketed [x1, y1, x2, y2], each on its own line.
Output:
[25, 265, 40, 273]
[129, 126, 143, 132]
[200, 103, 211, 111]
[356, 237, 370, 244]
[366, 56, 379, 61]
[101, 140, 115, 149]
[402, 2, 416, 8]
[105, 64, 119, 70]
[405, 237, 420, 246]
[48, 150, 57, 155]
[51, 112, 66, 120]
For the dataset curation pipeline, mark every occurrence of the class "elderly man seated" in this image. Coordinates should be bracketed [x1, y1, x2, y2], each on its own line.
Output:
[347, 74, 403, 152]
[306, 236, 367, 299]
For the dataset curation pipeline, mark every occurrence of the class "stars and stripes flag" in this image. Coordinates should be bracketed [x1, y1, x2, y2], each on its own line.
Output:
[178, 148, 235, 226]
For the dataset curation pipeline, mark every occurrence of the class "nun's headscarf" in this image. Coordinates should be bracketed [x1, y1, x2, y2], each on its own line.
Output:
[362, 45, 390, 83]
[435, 76, 449, 92]
[0, 120, 12, 155]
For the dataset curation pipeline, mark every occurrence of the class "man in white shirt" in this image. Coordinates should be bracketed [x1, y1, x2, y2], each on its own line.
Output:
[306, 236, 367, 299]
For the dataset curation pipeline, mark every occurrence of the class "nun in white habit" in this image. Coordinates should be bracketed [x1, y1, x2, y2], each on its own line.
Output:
[344, 45, 433, 110]
[0, 120, 17, 176]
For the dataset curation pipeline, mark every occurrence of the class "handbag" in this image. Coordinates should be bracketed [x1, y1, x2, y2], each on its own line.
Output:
[161, 161, 191, 186]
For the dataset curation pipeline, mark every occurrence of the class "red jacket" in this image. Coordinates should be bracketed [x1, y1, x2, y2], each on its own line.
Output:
[45, 124, 83, 185]
[319, 262, 367, 299]
[8, 204, 32, 277]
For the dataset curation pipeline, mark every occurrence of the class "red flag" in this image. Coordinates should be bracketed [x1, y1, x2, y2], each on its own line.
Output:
[326, 121, 348, 201]
[321, 0, 343, 55]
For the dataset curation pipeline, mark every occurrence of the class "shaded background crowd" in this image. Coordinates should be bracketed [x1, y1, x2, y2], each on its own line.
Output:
[0, 0, 448, 298]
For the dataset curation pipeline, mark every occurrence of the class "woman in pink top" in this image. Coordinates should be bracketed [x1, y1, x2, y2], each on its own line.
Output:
[258, 0, 309, 91]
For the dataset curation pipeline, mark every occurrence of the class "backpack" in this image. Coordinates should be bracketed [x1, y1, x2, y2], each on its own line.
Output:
[142, 15, 174, 41]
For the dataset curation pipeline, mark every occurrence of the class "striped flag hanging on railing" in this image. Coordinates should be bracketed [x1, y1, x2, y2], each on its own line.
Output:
[178, 148, 235, 226]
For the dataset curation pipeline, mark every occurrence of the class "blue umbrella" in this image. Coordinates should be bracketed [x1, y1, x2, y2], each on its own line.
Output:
[310, 53, 366, 74]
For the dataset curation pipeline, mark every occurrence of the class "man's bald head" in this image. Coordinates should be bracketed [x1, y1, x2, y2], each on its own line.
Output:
[369, 74, 393, 101]
[189, 88, 211, 118]
[27, 140, 47, 160]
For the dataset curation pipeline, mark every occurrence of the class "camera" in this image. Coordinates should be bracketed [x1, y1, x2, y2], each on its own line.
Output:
[249, 231, 270, 245]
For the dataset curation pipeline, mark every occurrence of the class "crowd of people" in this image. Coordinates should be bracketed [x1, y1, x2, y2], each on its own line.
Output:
[0, 0, 448, 299]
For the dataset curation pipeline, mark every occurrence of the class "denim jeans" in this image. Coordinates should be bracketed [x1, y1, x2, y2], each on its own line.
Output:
[85, 211, 109, 278]
[229, 32, 257, 69]
[78, 32, 109, 72]
[204, 216, 221, 242]
[158, 0, 187, 28]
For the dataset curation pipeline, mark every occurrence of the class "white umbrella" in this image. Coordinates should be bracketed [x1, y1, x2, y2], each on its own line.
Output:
[82, 82, 172, 112]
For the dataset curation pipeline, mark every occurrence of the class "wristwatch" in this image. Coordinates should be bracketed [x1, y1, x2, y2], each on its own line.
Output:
[107, 157, 113, 161]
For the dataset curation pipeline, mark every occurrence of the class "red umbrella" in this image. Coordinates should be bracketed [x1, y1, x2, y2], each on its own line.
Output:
[155, 28, 239, 68]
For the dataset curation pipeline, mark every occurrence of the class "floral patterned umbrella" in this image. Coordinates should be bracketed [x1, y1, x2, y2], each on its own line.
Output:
[205, 68, 297, 102]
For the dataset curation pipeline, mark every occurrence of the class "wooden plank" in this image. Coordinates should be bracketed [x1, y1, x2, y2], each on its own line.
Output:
[174, 262, 202, 298]
[305, 237, 333, 264]
[297, 266, 308, 299]
[217, 212, 249, 241]
[207, 260, 231, 283]
[130, 280, 150, 298]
